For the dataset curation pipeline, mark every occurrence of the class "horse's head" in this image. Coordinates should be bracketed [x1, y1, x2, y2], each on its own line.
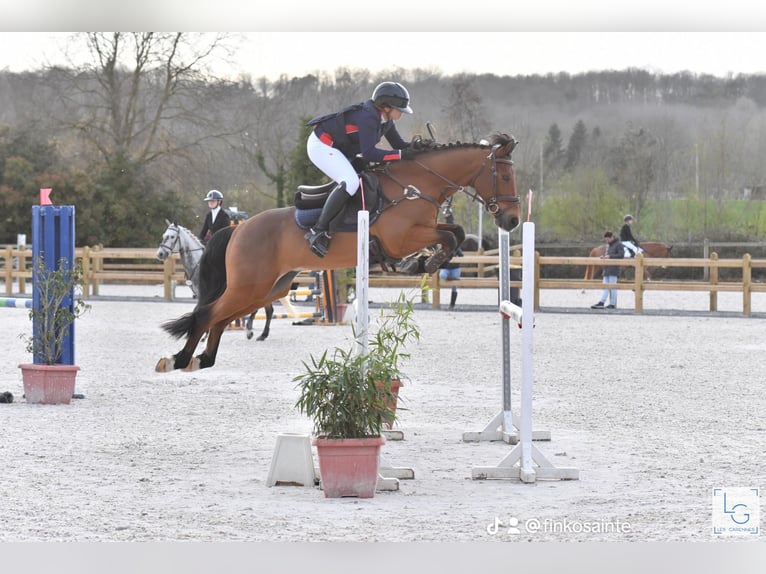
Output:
[385, 132, 521, 232]
[156, 222, 180, 261]
[474, 132, 521, 231]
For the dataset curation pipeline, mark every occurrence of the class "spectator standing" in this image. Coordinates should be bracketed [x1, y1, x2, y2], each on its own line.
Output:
[591, 231, 624, 309]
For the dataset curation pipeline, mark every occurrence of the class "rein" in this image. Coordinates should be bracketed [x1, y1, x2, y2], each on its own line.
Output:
[377, 144, 520, 214]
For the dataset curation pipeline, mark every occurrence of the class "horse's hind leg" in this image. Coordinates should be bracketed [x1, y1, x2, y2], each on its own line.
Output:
[183, 322, 227, 371]
[155, 328, 207, 372]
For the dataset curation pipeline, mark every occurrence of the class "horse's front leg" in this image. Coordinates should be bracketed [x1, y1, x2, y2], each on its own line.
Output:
[245, 311, 256, 340]
[256, 304, 274, 341]
[422, 224, 462, 274]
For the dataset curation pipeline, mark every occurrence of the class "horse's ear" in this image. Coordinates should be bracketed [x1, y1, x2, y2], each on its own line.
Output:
[165, 218, 172, 226]
[499, 136, 518, 156]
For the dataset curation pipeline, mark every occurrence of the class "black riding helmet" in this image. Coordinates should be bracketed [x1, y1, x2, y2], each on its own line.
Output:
[372, 82, 413, 114]
[204, 190, 224, 203]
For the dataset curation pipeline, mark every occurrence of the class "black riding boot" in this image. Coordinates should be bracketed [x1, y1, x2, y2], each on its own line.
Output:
[305, 183, 349, 258]
[449, 288, 458, 310]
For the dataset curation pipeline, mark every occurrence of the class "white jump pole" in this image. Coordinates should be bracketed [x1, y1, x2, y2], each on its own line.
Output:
[353, 210, 413, 489]
[355, 210, 369, 357]
[471, 221, 579, 482]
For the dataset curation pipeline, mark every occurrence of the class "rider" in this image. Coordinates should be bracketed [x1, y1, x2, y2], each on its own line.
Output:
[304, 81, 431, 258]
[619, 214, 642, 257]
[198, 190, 231, 244]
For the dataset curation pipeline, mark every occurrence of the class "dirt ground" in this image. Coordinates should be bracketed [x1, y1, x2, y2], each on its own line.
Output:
[1, 282, 765, 548]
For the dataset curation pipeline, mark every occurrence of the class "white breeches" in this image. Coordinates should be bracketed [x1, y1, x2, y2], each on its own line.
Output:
[306, 131, 360, 195]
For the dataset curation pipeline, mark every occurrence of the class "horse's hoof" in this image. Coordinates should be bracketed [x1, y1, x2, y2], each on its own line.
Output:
[181, 358, 200, 372]
[256, 335, 267, 341]
[246, 331, 253, 340]
[155, 357, 173, 372]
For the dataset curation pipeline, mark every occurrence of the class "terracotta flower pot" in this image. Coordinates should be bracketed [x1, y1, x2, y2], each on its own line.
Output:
[18, 363, 80, 405]
[380, 379, 402, 430]
[313, 436, 385, 498]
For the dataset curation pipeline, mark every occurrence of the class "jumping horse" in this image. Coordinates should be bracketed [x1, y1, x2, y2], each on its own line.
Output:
[155, 221, 296, 341]
[583, 241, 673, 280]
[156, 132, 522, 372]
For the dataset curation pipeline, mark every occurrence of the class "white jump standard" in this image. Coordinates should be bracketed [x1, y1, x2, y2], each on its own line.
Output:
[462, 228, 550, 445]
[470, 222, 579, 483]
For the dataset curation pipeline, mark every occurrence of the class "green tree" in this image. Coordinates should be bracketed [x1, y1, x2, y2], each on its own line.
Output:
[543, 123, 565, 176]
[443, 75, 489, 141]
[564, 119, 588, 171]
[286, 117, 327, 201]
[539, 168, 623, 240]
[607, 124, 658, 217]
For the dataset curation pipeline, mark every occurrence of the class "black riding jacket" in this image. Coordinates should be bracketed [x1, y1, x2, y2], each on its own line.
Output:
[308, 99, 409, 163]
[620, 223, 639, 245]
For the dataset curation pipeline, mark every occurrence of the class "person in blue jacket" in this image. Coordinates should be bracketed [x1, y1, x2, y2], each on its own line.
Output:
[304, 81, 431, 257]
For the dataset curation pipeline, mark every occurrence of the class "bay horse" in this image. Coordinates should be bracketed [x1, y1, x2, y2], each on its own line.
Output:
[155, 132, 522, 372]
[583, 241, 673, 280]
[155, 221, 296, 341]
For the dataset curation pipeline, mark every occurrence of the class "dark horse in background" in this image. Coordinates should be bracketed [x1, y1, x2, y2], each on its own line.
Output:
[584, 241, 673, 281]
[156, 132, 522, 372]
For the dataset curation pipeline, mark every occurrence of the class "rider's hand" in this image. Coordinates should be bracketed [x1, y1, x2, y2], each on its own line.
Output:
[411, 136, 435, 150]
[401, 147, 417, 160]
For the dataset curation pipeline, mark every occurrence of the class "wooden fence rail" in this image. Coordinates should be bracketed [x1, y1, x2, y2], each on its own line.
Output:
[2, 246, 765, 314]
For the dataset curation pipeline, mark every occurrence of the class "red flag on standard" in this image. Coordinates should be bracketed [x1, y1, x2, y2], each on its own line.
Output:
[40, 188, 52, 205]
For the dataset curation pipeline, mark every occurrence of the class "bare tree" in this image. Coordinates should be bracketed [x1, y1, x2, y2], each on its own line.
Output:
[49, 33, 241, 173]
[443, 75, 489, 141]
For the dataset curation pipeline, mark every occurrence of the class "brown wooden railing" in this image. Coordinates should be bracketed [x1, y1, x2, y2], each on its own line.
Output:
[3, 246, 765, 313]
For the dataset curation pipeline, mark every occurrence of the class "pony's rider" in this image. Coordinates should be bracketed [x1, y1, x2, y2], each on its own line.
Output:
[304, 81, 433, 258]
[620, 214, 643, 257]
[198, 190, 231, 244]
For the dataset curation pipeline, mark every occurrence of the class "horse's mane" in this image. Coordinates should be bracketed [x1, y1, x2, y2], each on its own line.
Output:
[182, 225, 205, 249]
[406, 131, 517, 157]
[168, 221, 205, 250]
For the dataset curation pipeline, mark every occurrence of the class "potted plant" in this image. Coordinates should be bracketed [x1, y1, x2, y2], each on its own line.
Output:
[294, 290, 420, 498]
[18, 256, 89, 404]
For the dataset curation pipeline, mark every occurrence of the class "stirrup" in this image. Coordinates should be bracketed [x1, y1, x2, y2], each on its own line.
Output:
[305, 229, 331, 258]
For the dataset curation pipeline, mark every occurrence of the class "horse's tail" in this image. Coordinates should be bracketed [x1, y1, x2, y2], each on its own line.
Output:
[161, 304, 214, 339]
[198, 226, 234, 305]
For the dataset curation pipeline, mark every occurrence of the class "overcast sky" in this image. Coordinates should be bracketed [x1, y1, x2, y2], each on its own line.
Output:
[2, 3, 766, 80]
[2, 32, 766, 81]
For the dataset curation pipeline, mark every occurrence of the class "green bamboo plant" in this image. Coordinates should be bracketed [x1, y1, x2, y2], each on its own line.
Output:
[294, 290, 420, 438]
